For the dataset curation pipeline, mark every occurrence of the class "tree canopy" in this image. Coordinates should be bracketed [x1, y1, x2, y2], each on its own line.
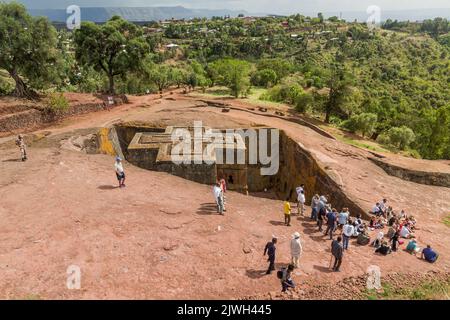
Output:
[0, 2, 59, 98]
[73, 16, 149, 94]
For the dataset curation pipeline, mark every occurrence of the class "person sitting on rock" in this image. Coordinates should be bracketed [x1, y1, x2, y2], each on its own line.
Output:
[387, 224, 397, 239]
[376, 217, 386, 229]
[378, 199, 388, 215]
[369, 217, 384, 230]
[388, 213, 397, 227]
[399, 224, 414, 239]
[399, 209, 407, 220]
[371, 203, 382, 216]
[406, 239, 421, 256]
[386, 206, 394, 220]
[422, 245, 439, 263]
[375, 241, 392, 255]
[357, 222, 367, 235]
[357, 228, 370, 246]
[371, 232, 384, 249]
[280, 264, 296, 292]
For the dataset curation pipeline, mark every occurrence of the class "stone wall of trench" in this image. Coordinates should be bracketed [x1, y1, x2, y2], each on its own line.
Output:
[272, 131, 367, 219]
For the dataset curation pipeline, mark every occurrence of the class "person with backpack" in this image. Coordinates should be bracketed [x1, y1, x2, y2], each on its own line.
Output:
[278, 264, 295, 292]
[264, 237, 277, 274]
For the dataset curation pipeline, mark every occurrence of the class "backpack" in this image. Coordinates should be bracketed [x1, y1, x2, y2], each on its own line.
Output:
[277, 268, 286, 279]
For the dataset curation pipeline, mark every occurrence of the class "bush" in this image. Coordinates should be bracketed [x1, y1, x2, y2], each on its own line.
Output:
[294, 92, 314, 113]
[377, 126, 416, 150]
[342, 113, 378, 137]
[261, 83, 304, 104]
[44, 93, 69, 113]
[250, 69, 277, 87]
[387, 126, 416, 150]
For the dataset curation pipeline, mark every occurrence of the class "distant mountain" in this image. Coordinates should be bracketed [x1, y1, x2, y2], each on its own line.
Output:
[28, 6, 249, 23]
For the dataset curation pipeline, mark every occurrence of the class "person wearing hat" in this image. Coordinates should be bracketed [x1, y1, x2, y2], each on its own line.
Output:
[264, 236, 277, 274]
[115, 156, 126, 188]
[15, 134, 27, 161]
[290, 232, 303, 268]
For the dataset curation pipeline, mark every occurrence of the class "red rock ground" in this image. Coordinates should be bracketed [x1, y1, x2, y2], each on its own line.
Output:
[0, 93, 449, 299]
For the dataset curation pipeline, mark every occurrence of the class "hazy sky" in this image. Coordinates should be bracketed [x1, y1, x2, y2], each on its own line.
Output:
[15, 0, 450, 14]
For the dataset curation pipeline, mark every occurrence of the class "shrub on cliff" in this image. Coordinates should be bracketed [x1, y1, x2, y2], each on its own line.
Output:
[44, 93, 69, 114]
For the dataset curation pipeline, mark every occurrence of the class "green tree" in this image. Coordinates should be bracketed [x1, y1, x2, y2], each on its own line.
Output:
[73, 16, 149, 94]
[251, 69, 277, 87]
[342, 113, 378, 137]
[209, 58, 251, 98]
[383, 126, 416, 150]
[0, 2, 59, 99]
[146, 64, 173, 93]
[323, 56, 354, 123]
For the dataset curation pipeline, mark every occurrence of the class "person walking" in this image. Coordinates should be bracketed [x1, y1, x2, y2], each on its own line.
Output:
[264, 237, 277, 274]
[114, 157, 126, 188]
[342, 218, 355, 250]
[213, 183, 224, 215]
[290, 232, 303, 268]
[15, 134, 28, 161]
[325, 208, 337, 240]
[331, 236, 344, 272]
[283, 198, 291, 226]
[219, 178, 227, 212]
[317, 204, 327, 232]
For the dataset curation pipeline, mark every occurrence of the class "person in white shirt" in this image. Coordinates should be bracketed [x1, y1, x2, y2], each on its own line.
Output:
[213, 183, 224, 215]
[400, 225, 412, 238]
[114, 157, 126, 188]
[296, 185, 305, 215]
[337, 208, 349, 231]
[372, 203, 382, 216]
[342, 219, 355, 250]
[297, 190, 306, 216]
[290, 232, 303, 268]
[378, 199, 387, 214]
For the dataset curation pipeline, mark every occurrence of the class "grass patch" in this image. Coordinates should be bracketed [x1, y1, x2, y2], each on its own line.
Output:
[365, 279, 450, 300]
[191, 86, 288, 109]
[334, 133, 390, 154]
[444, 215, 450, 227]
